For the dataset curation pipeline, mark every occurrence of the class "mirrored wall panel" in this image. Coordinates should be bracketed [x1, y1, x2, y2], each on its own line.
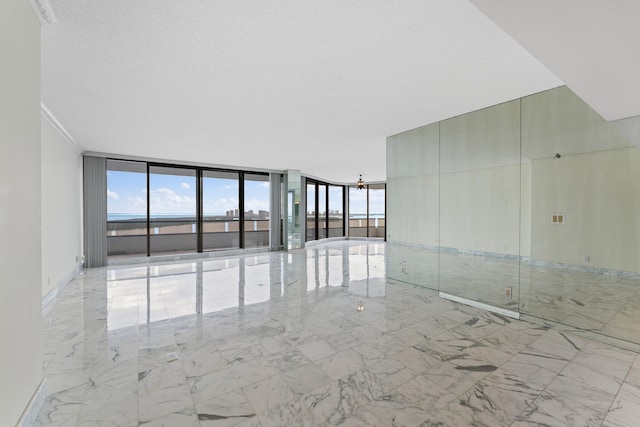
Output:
[438, 99, 521, 312]
[519, 86, 640, 345]
[387, 85, 640, 346]
[385, 123, 439, 291]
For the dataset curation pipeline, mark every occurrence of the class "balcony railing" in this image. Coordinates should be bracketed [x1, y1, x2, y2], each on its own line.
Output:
[107, 217, 270, 256]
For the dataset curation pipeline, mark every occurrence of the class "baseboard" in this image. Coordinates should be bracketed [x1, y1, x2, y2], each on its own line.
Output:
[16, 379, 47, 427]
[439, 292, 520, 319]
[42, 262, 81, 311]
[386, 241, 640, 278]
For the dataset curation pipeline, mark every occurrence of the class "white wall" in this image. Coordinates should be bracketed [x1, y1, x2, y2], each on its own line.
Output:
[0, 1, 43, 424]
[41, 116, 83, 297]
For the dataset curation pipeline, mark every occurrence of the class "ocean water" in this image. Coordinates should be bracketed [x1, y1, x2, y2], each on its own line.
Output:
[108, 213, 384, 221]
[107, 213, 196, 221]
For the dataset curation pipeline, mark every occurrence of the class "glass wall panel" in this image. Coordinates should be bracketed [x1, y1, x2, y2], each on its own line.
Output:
[149, 166, 197, 254]
[244, 173, 270, 248]
[202, 170, 240, 251]
[317, 184, 327, 239]
[438, 99, 521, 311]
[439, 101, 520, 311]
[385, 123, 440, 291]
[107, 160, 148, 257]
[306, 183, 316, 241]
[328, 186, 343, 237]
[348, 186, 367, 237]
[368, 184, 385, 238]
[519, 86, 640, 345]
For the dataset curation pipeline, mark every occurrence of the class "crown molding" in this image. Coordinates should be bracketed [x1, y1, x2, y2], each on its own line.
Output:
[28, 0, 56, 25]
[41, 103, 83, 154]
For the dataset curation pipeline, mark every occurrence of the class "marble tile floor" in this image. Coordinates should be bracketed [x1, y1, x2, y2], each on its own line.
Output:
[386, 244, 640, 346]
[36, 241, 640, 426]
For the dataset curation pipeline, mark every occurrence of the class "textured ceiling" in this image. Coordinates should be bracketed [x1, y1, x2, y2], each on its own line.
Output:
[42, 0, 561, 183]
[470, 0, 640, 123]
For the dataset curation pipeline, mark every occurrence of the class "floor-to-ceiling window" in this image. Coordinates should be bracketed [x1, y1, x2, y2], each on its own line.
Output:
[348, 183, 386, 239]
[317, 183, 327, 239]
[306, 179, 345, 242]
[202, 170, 240, 251]
[306, 182, 316, 241]
[328, 185, 344, 238]
[368, 184, 386, 238]
[244, 173, 270, 248]
[106, 159, 270, 258]
[348, 186, 367, 237]
[149, 166, 198, 255]
[106, 160, 148, 257]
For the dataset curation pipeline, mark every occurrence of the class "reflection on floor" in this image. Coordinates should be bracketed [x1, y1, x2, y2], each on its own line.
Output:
[387, 244, 640, 346]
[37, 241, 639, 426]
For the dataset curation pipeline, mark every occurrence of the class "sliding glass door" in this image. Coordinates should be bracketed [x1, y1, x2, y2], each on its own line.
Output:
[149, 166, 197, 255]
[106, 160, 148, 257]
[328, 185, 344, 238]
[306, 179, 344, 242]
[202, 171, 240, 251]
[244, 174, 270, 248]
[348, 184, 386, 239]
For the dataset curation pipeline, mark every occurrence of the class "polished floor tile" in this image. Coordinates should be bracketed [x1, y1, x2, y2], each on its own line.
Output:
[36, 241, 639, 426]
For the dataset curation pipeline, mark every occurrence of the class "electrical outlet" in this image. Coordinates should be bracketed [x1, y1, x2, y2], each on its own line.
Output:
[583, 255, 590, 262]
[505, 287, 512, 299]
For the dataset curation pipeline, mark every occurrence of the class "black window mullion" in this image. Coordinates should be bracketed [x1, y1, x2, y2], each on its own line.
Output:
[325, 184, 329, 238]
[342, 185, 346, 237]
[196, 169, 203, 252]
[146, 162, 150, 257]
[314, 183, 319, 241]
[366, 185, 370, 238]
[239, 172, 245, 248]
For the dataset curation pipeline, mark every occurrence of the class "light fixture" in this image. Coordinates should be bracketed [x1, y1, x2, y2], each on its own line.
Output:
[357, 301, 365, 312]
[357, 174, 365, 190]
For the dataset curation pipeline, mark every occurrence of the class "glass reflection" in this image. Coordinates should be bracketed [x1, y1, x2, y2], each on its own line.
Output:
[106, 242, 387, 331]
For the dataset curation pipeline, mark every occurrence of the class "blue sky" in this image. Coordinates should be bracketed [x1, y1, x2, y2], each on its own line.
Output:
[107, 171, 384, 216]
[107, 171, 269, 215]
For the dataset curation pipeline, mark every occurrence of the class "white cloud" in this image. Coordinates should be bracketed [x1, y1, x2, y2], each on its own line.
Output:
[245, 198, 269, 212]
[261, 182, 270, 188]
[149, 187, 196, 214]
[107, 189, 119, 200]
[181, 182, 190, 189]
[203, 197, 239, 215]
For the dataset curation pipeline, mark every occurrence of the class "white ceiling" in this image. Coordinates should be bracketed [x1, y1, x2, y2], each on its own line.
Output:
[470, 0, 640, 123]
[42, 0, 562, 183]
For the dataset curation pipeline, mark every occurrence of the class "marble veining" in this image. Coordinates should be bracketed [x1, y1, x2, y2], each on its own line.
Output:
[34, 240, 639, 426]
